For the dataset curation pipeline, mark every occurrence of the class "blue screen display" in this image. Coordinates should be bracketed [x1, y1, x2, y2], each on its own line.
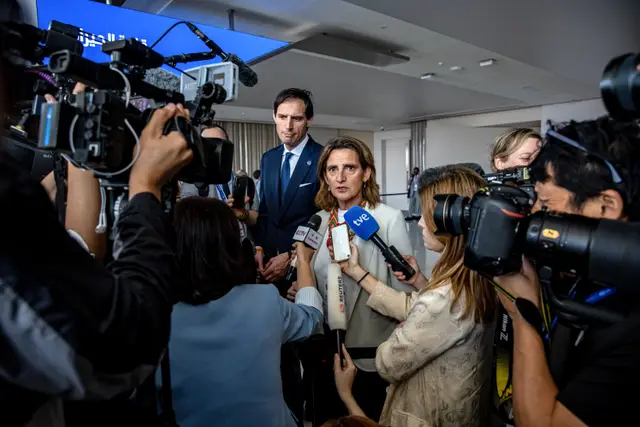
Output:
[36, 0, 288, 72]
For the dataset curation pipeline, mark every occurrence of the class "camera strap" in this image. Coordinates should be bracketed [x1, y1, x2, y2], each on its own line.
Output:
[53, 155, 66, 224]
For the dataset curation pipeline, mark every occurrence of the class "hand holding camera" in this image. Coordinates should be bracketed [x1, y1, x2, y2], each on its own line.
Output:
[129, 104, 193, 201]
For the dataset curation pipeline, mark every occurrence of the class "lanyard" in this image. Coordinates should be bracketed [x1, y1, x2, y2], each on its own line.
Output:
[215, 184, 227, 201]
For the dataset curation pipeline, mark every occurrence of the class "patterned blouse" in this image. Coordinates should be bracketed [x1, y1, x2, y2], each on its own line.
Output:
[368, 282, 494, 427]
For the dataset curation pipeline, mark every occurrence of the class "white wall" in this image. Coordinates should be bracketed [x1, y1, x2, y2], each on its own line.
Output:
[425, 121, 511, 173]
[309, 127, 339, 145]
[540, 98, 607, 132]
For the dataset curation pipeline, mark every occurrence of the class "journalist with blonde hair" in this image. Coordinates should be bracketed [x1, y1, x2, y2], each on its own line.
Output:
[490, 128, 542, 172]
[337, 167, 495, 426]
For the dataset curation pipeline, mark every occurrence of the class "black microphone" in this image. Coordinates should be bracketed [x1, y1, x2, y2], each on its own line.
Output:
[164, 51, 217, 65]
[225, 53, 258, 88]
[185, 22, 225, 55]
[344, 206, 416, 279]
[185, 22, 258, 87]
[285, 215, 323, 282]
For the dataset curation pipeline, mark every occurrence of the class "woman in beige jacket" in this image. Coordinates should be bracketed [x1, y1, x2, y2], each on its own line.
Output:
[335, 167, 496, 427]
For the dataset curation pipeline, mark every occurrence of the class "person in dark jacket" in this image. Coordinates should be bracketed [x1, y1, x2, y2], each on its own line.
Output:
[0, 7, 195, 425]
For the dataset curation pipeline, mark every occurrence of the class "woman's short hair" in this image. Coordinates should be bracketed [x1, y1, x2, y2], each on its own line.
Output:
[315, 136, 381, 211]
[489, 128, 542, 172]
[173, 197, 256, 305]
[419, 167, 495, 324]
[321, 416, 383, 427]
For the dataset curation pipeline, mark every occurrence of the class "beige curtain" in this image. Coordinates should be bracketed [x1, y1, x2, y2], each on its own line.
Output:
[214, 121, 280, 174]
[410, 120, 427, 171]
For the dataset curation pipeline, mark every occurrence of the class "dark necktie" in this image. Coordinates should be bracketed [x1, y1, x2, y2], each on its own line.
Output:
[280, 152, 293, 203]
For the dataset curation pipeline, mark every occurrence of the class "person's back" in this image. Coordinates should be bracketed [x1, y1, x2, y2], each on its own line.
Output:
[164, 197, 323, 427]
[169, 284, 315, 427]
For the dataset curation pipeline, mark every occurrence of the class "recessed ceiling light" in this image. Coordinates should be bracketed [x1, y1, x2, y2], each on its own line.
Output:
[449, 65, 463, 71]
[438, 62, 444, 66]
[479, 58, 497, 67]
[420, 73, 436, 80]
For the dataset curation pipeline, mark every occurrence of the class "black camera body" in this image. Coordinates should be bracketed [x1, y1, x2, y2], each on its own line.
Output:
[4, 21, 235, 185]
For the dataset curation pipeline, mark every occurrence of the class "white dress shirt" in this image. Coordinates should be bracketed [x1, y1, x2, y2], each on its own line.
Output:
[281, 134, 309, 177]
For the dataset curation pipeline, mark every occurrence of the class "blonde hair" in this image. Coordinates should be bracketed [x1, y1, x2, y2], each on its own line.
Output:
[490, 128, 542, 172]
[420, 167, 495, 324]
[315, 136, 381, 211]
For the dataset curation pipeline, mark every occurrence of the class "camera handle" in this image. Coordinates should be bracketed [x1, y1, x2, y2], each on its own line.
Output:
[538, 266, 623, 325]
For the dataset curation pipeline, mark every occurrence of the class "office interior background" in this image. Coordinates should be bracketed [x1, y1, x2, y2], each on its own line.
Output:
[63, 0, 640, 271]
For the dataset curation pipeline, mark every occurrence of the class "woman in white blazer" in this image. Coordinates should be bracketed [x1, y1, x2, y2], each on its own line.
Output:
[291, 136, 414, 423]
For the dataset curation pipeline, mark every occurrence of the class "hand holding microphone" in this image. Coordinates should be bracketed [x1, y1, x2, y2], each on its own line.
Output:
[284, 214, 323, 283]
[343, 206, 416, 279]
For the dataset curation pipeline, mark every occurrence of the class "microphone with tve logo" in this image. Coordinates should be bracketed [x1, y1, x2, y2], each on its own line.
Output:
[344, 206, 416, 279]
[285, 215, 323, 282]
[327, 262, 347, 364]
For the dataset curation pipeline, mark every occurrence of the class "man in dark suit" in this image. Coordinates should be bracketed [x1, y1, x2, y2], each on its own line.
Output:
[254, 88, 323, 426]
[255, 88, 323, 287]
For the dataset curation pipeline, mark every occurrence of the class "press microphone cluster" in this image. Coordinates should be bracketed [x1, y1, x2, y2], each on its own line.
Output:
[285, 215, 323, 282]
[344, 206, 416, 279]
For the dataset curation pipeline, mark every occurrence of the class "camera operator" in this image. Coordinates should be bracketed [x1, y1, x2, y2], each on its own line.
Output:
[0, 12, 194, 427]
[494, 117, 640, 427]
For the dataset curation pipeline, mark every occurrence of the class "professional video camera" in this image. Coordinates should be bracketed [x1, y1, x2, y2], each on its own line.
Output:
[2, 18, 243, 185]
[600, 52, 639, 120]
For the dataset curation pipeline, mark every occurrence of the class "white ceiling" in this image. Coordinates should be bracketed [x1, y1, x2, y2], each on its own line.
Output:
[121, 0, 640, 130]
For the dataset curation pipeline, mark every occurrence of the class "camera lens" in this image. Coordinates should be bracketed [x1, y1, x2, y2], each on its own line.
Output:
[201, 82, 227, 105]
[433, 194, 470, 236]
[600, 52, 640, 121]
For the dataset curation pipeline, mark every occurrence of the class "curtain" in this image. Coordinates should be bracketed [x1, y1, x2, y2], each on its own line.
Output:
[214, 121, 280, 174]
[410, 120, 427, 171]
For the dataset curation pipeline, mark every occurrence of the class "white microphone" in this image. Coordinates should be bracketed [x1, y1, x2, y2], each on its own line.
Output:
[327, 263, 347, 363]
[285, 215, 323, 282]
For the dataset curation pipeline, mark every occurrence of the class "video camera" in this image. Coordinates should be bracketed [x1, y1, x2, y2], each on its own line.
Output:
[2, 18, 240, 185]
[600, 52, 639, 121]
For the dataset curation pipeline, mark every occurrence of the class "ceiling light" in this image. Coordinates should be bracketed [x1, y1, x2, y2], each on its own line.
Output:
[420, 73, 435, 80]
[438, 62, 444, 66]
[449, 65, 463, 71]
[479, 58, 497, 67]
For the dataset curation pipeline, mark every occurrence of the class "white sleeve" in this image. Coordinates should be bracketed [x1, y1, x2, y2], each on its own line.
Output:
[66, 229, 93, 257]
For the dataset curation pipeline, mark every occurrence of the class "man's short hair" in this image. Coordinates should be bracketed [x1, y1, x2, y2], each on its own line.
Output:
[530, 117, 640, 220]
[252, 169, 260, 180]
[201, 124, 229, 140]
[273, 88, 314, 120]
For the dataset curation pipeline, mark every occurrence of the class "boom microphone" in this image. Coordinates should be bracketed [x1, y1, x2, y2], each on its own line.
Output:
[285, 215, 323, 282]
[344, 206, 416, 279]
[185, 22, 258, 87]
[327, 262, 347, 364]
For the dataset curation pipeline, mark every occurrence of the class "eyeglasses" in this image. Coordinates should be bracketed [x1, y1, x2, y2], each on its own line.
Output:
[545, 129, 623, 184]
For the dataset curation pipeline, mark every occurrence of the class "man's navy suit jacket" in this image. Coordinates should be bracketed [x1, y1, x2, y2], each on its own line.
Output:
[255, 137, 323, 259]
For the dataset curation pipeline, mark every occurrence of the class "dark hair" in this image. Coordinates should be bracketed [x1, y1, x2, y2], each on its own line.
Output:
[321, 416, 383, 427]
[202, 124, 229, 140]
[173, 197, 256, 305]
[252, 169, 261, 180]
[530, 117, 640, 220]
[273, 88, 314, 119]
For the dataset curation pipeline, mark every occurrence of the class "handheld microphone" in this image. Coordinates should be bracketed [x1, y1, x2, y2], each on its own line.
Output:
[285, 215, 323, 282]
[344, 206, 416, 279]
[185, 22, 258, 87]
[327, 263, 347, 364]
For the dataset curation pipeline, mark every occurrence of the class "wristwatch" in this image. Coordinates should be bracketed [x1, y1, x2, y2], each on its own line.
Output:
[514, 298, 545, 338]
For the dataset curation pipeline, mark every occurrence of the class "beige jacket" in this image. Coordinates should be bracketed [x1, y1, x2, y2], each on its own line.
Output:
[369, 282, 494, 427]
